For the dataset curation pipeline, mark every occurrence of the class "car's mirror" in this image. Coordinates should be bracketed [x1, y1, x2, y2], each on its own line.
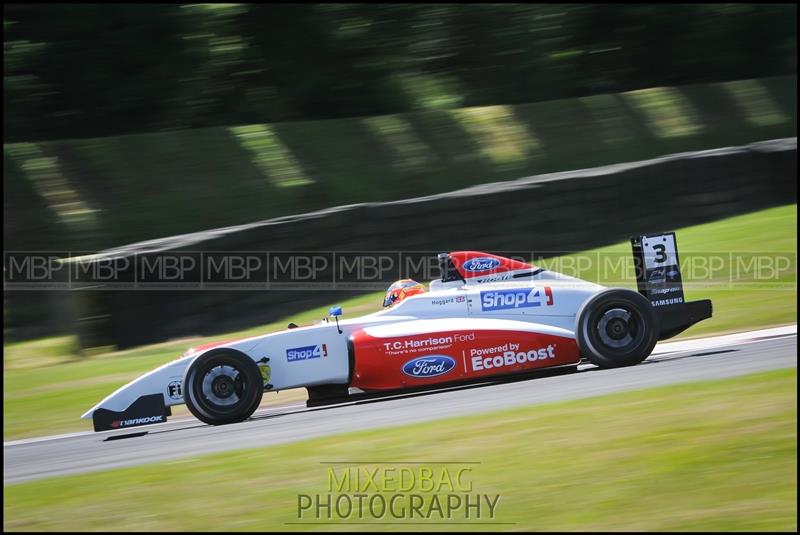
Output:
[329, 306, 342, 317]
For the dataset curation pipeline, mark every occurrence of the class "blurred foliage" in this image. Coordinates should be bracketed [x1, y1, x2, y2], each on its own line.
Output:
[2, 4, 797, 343]
[4, 3, 796, 142]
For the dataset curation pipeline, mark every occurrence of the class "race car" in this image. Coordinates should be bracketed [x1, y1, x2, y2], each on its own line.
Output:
[83, 231, 712, 432]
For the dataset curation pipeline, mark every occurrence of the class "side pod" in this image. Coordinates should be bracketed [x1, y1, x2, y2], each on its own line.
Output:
[631, 232, 713, 340]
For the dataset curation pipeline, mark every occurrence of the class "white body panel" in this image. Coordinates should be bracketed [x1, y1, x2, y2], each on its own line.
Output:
[82, 269, 605, 419]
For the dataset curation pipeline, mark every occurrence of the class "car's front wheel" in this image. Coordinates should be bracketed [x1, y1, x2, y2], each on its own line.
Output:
[575, 288, 658, 368]
[183, 349, 264, 425]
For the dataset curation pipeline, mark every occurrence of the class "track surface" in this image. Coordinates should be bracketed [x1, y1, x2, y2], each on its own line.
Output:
[4, 327, 796, 485]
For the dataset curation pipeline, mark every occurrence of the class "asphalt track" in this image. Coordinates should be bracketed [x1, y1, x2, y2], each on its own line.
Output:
[4, 326, 796, 485]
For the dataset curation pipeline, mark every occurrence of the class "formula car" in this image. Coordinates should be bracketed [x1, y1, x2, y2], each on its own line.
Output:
[83, 232, 712, 432]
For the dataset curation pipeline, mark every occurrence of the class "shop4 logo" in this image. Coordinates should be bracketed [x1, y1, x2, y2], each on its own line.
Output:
[286, 344, 328, 362]
[480, 287, 554, 311]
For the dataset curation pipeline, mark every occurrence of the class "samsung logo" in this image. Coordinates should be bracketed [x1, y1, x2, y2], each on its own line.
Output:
[462, 257, 501, 272]
[401, 355, 456, 378]
[651, 297, 684, 307]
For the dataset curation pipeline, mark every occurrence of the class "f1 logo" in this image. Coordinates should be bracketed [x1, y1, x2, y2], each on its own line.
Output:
[168, 380, 183, 400]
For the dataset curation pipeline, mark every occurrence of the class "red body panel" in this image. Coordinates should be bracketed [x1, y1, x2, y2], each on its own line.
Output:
[350, 328, 580, 390]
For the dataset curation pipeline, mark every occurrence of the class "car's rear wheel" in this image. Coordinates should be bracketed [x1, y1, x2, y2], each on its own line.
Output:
[183, 349, 264, 425]
[575, 288, 658, 368]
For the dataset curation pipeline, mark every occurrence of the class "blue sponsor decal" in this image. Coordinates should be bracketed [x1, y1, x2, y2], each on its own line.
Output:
[480, 288, 549, 311]
[286, 344, 326, 362]
[401, 355, 456, 378]
[462, 257, 501, 272]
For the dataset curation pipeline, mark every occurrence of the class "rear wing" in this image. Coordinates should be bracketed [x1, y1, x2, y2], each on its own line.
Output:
[631, 232, 712, 340]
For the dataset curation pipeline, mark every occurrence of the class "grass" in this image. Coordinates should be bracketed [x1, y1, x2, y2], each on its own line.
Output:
[2, 204, 796, 440]
[3, 368, 796, 531]
[2, 292, 383, 438]
[4, 75, 796, 251]
[538, 203, 798, 338]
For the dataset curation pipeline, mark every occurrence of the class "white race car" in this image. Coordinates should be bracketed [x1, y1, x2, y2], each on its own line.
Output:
[83, 231, 711, 432]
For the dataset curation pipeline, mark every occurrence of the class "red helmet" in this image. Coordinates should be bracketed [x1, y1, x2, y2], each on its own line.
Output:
[383, 279, 426, 308]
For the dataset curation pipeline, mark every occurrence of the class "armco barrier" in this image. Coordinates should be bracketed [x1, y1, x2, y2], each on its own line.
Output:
[5, 138, 797, 348]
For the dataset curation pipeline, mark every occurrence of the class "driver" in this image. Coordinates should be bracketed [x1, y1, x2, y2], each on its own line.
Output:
[382, 279, 427, 308]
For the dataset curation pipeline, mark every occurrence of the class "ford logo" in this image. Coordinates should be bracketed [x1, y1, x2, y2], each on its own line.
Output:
[463, 257, 501, 272]
[401, 355, 456, 378]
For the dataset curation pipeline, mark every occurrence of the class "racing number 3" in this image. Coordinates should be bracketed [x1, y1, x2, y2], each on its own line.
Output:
[652, 244, 667, 263]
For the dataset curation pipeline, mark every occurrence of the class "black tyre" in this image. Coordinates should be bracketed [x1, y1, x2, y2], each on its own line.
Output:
[575, 288, 658, 368]
[183, 349, 264, 425]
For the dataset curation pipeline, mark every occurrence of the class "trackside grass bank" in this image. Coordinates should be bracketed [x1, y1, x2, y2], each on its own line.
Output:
[2, 204, 796, 439]
[5, 76, 795, 251]
[4, 369, 796, 532]
[539, 203, 797, 338]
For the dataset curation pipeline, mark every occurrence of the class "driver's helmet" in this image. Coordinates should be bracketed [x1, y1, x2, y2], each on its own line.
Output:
[383, 279, 426, 308]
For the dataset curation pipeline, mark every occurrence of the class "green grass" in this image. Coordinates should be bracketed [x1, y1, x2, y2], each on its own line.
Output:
[4, 368, 796, 532]
[4, 75, 796, 250]
[2, 292, 382, 439]
[2, 204, 796, 440]
[538, 204, 798, 338]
